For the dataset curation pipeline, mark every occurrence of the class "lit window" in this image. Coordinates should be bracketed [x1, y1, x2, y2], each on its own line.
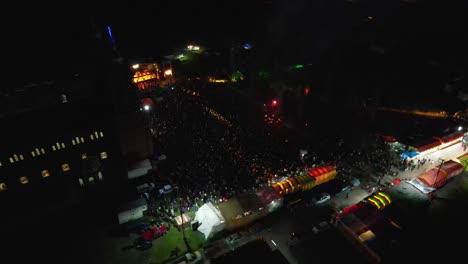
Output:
[9, 157, 14, 163]
[62, 163, 71, 172]
[78, 178, 84, 187]
[72, 139, 76, 145]
[98, 171, 103, 181]
[100, 132, 104, 138]
[0, 162, 2, 167]
[19, 176, 29, 184]
[56, 142, 61, 150]
[31, 151, 36, 157]
[13, 154, 19, 162]
[35, 148, 40, 155]
[90, 135, 94, 140]
[61, 143, 65, 149]
[41, 170, 50, 178]
[80, 137, 85, 143]
[81, 153, 87, 160]
[88, 177, 95, 183]
[100, 152, 108, 160]
[52, 145, 56, 151]
[95, 131, 99, 138]
[41, 148, 45, 154]
[0, 183, 6, 191]
[19, 154, 24, 161]
[75, 137, 80, 144]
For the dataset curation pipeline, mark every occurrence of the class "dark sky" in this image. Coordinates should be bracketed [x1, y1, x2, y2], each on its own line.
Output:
[3, 1, 466, 87]
[103, 1, 272, 57]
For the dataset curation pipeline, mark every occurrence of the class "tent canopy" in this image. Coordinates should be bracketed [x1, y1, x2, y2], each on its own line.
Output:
[194, 202, 225, 239]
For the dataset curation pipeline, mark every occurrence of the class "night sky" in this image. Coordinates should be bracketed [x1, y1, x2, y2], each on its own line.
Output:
[3, 1, 466, 88]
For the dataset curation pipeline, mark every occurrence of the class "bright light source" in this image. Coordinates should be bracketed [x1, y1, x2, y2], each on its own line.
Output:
[458, 126, 463, 131]
[272, 100, 278, 107]
[243, 43, 252, 50]
[271, 240, 277, 246]
[187, 45, 193, 50]
[177, 54, 184, 59]
[192, 46, 200, 51]
[164, 69, 173, 76]
[132, 64, 139, 69]
[143, 105, 150, 111]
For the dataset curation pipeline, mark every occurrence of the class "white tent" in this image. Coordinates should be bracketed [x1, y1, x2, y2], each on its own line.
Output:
[194, 202, 225, 239]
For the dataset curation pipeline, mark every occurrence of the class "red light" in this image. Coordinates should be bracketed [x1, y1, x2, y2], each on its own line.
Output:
[304, 87, 310, 96]
[272, 100, 278, 106]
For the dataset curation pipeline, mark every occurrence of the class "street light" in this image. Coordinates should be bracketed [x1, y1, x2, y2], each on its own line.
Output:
[458, 126, 463, 131]
[132, 64, 139, 69]
[143, 105, 150, 111]
[432, 159, 445, 189]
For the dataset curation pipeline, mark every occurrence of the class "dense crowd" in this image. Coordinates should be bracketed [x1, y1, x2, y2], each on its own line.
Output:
[144, 85, 319, 222]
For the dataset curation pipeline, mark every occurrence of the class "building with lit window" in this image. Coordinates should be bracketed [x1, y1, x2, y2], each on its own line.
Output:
[0, 16, 153, 227]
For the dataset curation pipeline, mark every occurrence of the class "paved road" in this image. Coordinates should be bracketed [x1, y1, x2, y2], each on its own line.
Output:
[329, 141, 468, 211]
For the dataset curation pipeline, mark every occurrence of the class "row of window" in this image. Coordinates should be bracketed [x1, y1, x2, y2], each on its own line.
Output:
[0, 151, 108, 192]
[1, 131, 105, 167]
[0, 173, 104, 192]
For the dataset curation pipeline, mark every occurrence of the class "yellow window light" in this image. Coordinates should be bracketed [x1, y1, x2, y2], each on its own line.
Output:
[31, 151, 36, 157]
[72, 139, 76, 145]
[35, 148, 40, 155]
[378, 192, 392, 204]
[19, 176, 29, 184]
[95, 131, 99, 138]
[19, 154, 24, 161]
[277, 182, 285, 190]
[52, 145, 56, 151]
[286, 180, 295, 191]
[90, 135, 94, 140]
[41, 148, 45, 154]
[0, 183, 6, 191]
[14, 154, 19, 162]
[80, 137, 85, 143]
[0, 162, 2, 167]
[41, 170, 50, 178]
[62, 163, 71, 172]
[56, 142, 61, 150]
[100, 132, 104, 137]
[61, 143, 65, 149]
[373, 195, 387, 207]
[368, 198, 382, 210]
[81, 153, 87, 160]
[9, 157, 14, 163]
[100, 152, 108, 160]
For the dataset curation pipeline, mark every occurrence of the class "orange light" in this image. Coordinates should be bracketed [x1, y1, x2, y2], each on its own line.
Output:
[62, 163, 71, 172]
[19, 176, 29, 184]
[41, 170, 50, 178]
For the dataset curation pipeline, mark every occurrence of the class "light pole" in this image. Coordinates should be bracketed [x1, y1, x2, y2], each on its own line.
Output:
[175, 186, 192, 253]
[432, 159, 445, 189]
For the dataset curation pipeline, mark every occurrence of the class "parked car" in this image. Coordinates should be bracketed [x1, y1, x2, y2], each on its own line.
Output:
[134, 237, 152, 251]
[312, 193, 331, 205]
[226, 233, 243, 244]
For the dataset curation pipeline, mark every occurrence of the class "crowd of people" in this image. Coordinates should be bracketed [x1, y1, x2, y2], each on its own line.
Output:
[144, 84, 320, 223]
